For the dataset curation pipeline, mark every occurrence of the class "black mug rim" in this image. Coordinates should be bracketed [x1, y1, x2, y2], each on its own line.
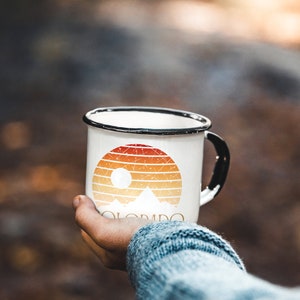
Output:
[83, 106, 212, 135]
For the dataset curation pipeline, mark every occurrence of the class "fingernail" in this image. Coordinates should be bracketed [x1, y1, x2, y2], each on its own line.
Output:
[73, 196, 81, 208]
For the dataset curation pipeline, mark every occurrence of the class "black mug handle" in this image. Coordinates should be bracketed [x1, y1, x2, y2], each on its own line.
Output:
[200, 131, 230, 205]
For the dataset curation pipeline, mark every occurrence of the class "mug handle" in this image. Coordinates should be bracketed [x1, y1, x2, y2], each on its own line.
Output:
[200, 131, 230, 206]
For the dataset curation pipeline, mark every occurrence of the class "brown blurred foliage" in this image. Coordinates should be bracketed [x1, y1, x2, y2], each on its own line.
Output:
[0, 0, 299, 299]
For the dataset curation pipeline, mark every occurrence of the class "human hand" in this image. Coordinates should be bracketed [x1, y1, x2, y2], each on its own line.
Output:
[73, 195, 150, 271]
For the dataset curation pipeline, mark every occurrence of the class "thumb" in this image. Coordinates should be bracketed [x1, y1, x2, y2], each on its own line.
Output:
[73, 195, 128, 250]
[73, 195, 109, 243]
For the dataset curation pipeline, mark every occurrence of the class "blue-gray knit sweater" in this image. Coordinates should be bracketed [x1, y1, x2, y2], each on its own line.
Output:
[127, 221, 300, 300]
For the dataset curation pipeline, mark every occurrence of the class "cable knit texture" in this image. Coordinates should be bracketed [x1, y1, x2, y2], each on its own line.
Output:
[127, 221, 300, 300]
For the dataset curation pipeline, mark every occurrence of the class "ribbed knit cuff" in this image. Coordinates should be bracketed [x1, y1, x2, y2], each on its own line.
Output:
[127, 221, 245, 289]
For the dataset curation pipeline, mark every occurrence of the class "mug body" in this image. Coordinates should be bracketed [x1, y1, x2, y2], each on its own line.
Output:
[83, 107, 212, 222]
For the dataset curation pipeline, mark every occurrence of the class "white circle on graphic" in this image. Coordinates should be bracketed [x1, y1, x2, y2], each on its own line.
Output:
[111, 168, 132, 188]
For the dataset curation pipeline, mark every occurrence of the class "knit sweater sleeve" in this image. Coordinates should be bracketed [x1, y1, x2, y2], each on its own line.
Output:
[126, 221, 300, 300]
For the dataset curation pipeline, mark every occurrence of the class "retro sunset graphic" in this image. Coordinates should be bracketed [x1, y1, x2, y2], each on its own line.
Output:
[92, 144, 182, 214]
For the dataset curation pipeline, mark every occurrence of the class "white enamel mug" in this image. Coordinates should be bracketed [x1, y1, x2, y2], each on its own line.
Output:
[83, 107, 230, 222]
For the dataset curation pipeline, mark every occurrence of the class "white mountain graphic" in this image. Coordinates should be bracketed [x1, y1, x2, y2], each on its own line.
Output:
[131, 187, 162, 211]
[99, 187, 177, 218]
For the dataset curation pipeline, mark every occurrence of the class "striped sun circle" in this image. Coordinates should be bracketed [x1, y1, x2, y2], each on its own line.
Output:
[92, 144, 182, 207]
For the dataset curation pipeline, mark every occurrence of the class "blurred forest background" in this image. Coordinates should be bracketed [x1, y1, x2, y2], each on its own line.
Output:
[0, 0, 299, 299]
